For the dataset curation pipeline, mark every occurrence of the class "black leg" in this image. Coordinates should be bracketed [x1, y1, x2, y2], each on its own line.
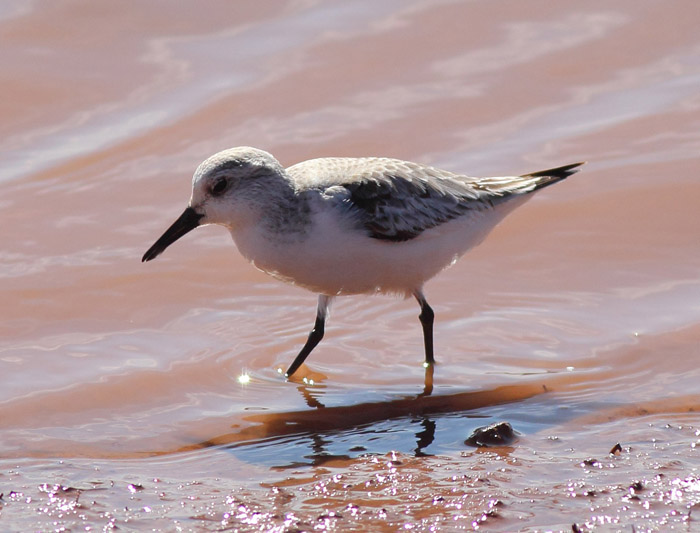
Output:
[285, 315, 325, 377]
[285, 295, 332, 378]
[414, 290, 435, 366]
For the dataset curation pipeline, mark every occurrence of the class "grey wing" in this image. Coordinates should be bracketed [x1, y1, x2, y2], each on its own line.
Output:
[302, 159, 494, 242]
[340, 175, 484, 241]
[293, 158, 584, 242]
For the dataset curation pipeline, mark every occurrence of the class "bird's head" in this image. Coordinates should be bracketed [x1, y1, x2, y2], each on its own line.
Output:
[142, 146, 285, 262]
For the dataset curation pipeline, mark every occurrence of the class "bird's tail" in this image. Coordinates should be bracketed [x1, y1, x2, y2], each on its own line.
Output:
[519, 161, 586, 191]
[476, 161, 585, 200]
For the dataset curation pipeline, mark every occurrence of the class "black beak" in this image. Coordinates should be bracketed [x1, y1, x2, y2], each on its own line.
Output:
[142, 207, 203, 262]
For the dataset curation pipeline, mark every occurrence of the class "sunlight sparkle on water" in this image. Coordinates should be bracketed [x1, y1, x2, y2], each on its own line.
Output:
[238, 373, 251, 385]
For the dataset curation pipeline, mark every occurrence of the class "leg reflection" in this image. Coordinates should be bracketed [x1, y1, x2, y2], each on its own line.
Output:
[421, 362, 434, 397]
[414, 418, 436, 456]
[299, 383, 326, 409]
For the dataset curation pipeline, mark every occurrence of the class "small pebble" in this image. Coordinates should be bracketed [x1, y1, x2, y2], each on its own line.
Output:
[465, 422, 517, 447]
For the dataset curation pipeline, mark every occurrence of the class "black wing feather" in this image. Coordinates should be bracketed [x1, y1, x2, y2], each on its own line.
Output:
[344, 176, 481, 242]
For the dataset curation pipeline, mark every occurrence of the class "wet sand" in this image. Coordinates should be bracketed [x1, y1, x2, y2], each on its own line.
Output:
[1, 1, 699, 530]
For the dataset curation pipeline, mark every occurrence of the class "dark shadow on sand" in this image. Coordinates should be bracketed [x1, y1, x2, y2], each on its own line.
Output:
[174, 381, 547, 461]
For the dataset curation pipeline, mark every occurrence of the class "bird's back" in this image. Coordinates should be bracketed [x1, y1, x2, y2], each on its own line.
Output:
[287, 156, 474, 192]
[287, 156, 582, 199]
[286, 157, 584, 243]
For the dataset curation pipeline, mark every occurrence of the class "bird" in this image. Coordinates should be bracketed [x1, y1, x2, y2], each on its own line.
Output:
[143, 147, 584, 379]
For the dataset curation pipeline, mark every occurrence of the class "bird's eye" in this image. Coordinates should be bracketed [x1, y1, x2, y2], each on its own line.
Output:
[211, 177, 228, 196]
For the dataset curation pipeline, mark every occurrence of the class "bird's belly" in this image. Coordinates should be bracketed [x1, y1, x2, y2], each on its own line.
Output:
[230, 207, 513, 296]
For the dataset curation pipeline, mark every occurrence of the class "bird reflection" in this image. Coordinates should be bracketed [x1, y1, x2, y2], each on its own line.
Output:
[178, 382, 545, 468]
[265, 364, 437, 465]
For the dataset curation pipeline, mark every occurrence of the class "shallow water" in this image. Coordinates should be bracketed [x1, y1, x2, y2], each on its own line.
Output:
[1, 1, 699, 530]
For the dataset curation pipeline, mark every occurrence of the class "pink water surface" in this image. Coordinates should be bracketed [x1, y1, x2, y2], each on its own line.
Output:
[1, 1, 699, 530]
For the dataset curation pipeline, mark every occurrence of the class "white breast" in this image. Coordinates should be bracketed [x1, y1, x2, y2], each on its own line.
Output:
[229, 193, 529, 296]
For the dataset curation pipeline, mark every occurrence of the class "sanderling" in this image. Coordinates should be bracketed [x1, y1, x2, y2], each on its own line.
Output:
[143, 147, 583, 378]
